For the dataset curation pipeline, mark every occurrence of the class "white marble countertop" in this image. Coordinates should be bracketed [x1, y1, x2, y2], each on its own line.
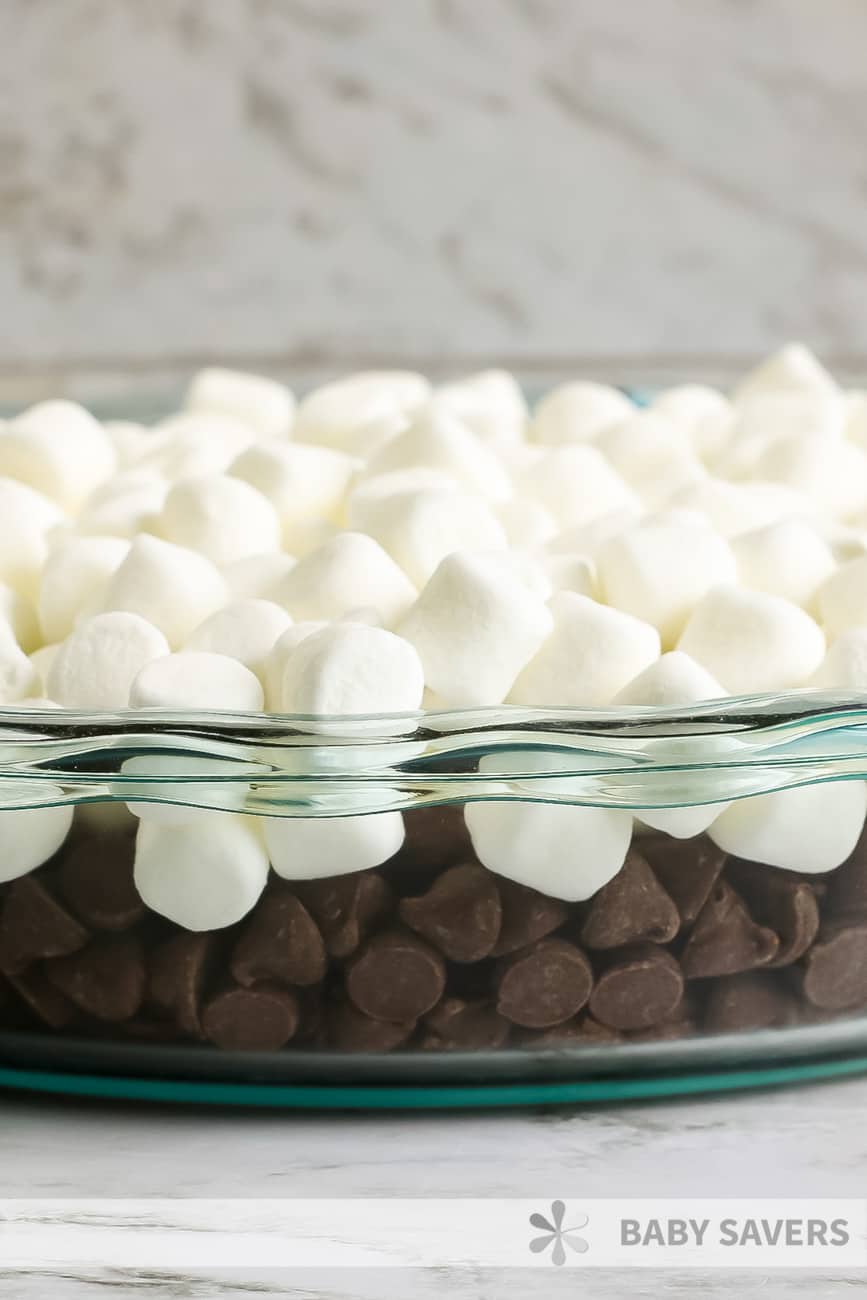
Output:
[1, 1074, 865, 1298]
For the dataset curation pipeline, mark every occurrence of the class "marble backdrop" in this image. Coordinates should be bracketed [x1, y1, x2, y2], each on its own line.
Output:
[1, 0, 866, 374]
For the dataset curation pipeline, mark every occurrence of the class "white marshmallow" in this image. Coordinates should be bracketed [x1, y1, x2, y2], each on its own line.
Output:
[0, 584, 40, 654]
[751, 433, 867, 520]
[651, 385, 734, 462]
[495, 497, 558, 549]
[0, 623, 38, 703]
[398, 551, 553, 706]
[263, 621, 326, 710]
[811, 630, 867, 689]
[719, 391, 845, 482]
[130, 652, 265, 711]
[29, 642, 59, 695]
[280, 624, 424, 714]
[47, 612, 169, 708]
[294, 371, 430, 448]
[818, 554, 867, 639]
[669, 477, 811, 538]
[264, 811, 404, 880]
[104, 420, 151, 467]
[185, 600, 291, 679]
[75, 470, 168, 539]
[221, 551, 297, 601]
[431, 370, 527, 446]
[0, 792, 74, 883]
[364, 407, 512, 502]
[733, 342, 838, 401]
[155, 473, 282, 566]
[349, 484, 507, 588]
[614, 651, 726, 708]
[230, 442, 356, 552]
[102, 535, 228, 647]
[0, 401, 115, 508]
[678, 586, 825, 693]
[134, 814, 269, 929]
[845, 391, 867, 451]
[272, 532, 416, 625]
[597, 518, 737, 646]
[465, 800, 632, 901]
[137, 412, 256, 479]
[186, 368, 295, 438]
[732, 518, 837, 611]
[0, 477, 64, 596]
[596, 411, 705, 508]
[120, 754, 257, 825]
[522, 445, 638, 529]
[544, 553, 597, 598]
[38, 536, 130, 643]
[509, 592, 660, 707]
[545, 504, 644, 558]
[531, 382, 634, 444]
[710, 782, 867, 874]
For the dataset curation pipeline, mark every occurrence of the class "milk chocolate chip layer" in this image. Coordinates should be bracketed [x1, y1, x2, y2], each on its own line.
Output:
[399, 863, 501, 962]
[202, 984, 300, 1051]
[589, 945, 684, 1031]
[230, 886, 327, 988]
[346, 929, 446, 1023]
[681, 880, 779, 978]
[496, 938, 593, 1029]
[45, 934, 146, 1022]
[580, 850, 679, 949]
[0, 876, 89, 974]
[59, 832, 146, 932]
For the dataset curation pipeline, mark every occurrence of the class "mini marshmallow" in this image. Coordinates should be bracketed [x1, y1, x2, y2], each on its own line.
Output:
[733, 342, 838, 401]
[134, 814, 269, 929]
[651, 385, 734, 462]
[230, 442, 356, 551]
[137, 412, 256, 480]
[614, 651, 726, 708]
[751, 433, 867, 520]
[398, 551, 553, 706]
[47, 611, 169, 708]
[522, 445, 638, 529]
[294, 371, 430, 448]
[0, 477, 64, 596]
[510, 592, 660, 707]
[818, 554, 867, 639]
[732, 518, 836, 611]
[722, 390, 845, 478]
[545, 504, 644, 558]
[597, 517, 737, 646]
[120, 754, 258, 825]
[678, 586, 825, 693]
[364, 407, 512, 502]
[129, 652, 265, 711]
[280, 624, 424, 714]
[155, 473, 282, 565]
[669, 478, 811, 538]
[495, 497, 559, 549]
[596, 411, 705, 509]
[811, 630, 867, 689]
[0, 584, 40, 653]
[465, 800, 632, 901]
[263, 621, 326, 710]
[845, 392, 867, 451]
[38, 536, 130, 643]
[103, 420, 151, 467]
[0, 624, 38, 703]
[185, 367, 295, 438]
[272, 531, 417, 625]
[29, 642, 59, 695]
[349, 484, 507, 588]
[710, 781, 867, 874]
[75, 470, 169, 539]
[0, 401, 115, 508]
[102, 535, 228, 647]
[0, 792, 73, 883]
[221, 552, 297, 601]
[544, 553, 597, 598]
[531, 381, 635, 445]
[186, 599, 291, 678]
[431, 369, 527, 446]
[264, 810, 405, 880]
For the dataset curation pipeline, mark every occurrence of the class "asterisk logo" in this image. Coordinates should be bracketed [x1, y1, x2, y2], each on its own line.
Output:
[529, 1200, 590, 1266]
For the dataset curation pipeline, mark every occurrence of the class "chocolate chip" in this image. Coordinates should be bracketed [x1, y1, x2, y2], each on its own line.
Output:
[801, 923, 867, 1011]
[399, 864, 501, 962]
[5, 967, 78, 1028]
[202, 984, 300, 1050]
[327, 998, 415, 1051]
[727, 861, 820, 968]
[295, 871, 391, 959]
[589, 944, 684, 1030]
[519, 1014, 623, 1047]
[45, 935, 145, 1022]
[346, 929, 446, 1022]
[148, 932, 218, 1035]
[399, 805, 474, 875]
[704, 971, 800, 1033]
[489, 879, 569, 956]
[496, 938, 593, 1029]
[580, 850, 679, 949]
[58, 832, 145, 931]
[640, 835, 727, 927]
[0, 876, 90, 974]
[827, 826, 867, 919]
[420, 997, 510, 1049]
[230, 885, 327, 988]
[681, 880, 779, 978]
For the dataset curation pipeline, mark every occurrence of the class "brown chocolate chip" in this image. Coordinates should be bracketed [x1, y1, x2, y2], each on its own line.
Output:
[398, 805, 474, 875]
[801, 923, 867, 1011]
[420, 997, 510, 1049]
[230, 886, 327, 988]
[519, 1014, 623, 1048]
[496, 937, 593, 1029]
[45, 935, 145, 1022]
[681, 880, 779, 978]
[827, 826, 867, 919]
[589, 944, 684, 1031]
[346, 929, 446, 1022]
[202, 984, 300, 1050]
[295, 872, 391, 959]
[727, 861, 820, 968]
[0, 875, 90, 974]
[148, 932, 218, 1036]
[5, 967, 78, 1029]
[327, 999, 415, 1051]
[579, 850, 679, 950]
[489, 879, 569, 957]
[58, 832, 146, 931]
[399, 864, 502, 962]
[640, 834, 727, 927]
[704, 971, 800, 1034]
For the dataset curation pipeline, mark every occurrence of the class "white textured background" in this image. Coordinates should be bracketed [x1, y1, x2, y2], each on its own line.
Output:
[2, 0, 867, 375]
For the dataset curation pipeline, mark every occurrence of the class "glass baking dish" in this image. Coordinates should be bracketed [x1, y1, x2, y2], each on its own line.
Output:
[3, 692, 867, 1102]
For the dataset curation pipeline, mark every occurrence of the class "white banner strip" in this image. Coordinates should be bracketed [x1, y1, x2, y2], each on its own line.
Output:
[0, 1199, 865, 1269]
